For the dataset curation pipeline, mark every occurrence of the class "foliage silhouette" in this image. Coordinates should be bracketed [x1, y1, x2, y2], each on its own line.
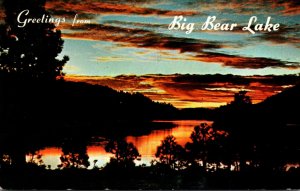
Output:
[58, 137, 90, 169]
[230, 90, 252, 106]
[155, 135, 187, 170]
[104, 139, 141, 168]
[213, 91, 256, 172]
[185, 123, 229, 171]
[26, 151, 46, 169]
[0, 0, 68, 80]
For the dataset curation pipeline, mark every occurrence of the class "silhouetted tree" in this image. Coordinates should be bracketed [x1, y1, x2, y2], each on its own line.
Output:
[92, 159, 99, 169]
[0, 0, 69, 170]
[1, 154, 12, 167]
[214, 91, 257, 172]
[185, 123, 229, 171]
[27, 151, 46, 168]
[185, 123, 211, 169]
[0, 0, 68, 80]
[0, 134, 27, 169]
[105, 139, 141, 168]
[58, 137, 90, 169]
[155, 135, 186, 170]
[206, 129, 231, 171]
[230, 90, 252, 107]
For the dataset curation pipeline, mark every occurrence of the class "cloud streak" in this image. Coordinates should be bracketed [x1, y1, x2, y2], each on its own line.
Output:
[45, 0, 199, 17]
[255, 24, 300, 47]
[61, 23, 300, 69]
[185, 0, 300, 16]
[194, 52, 299, 69]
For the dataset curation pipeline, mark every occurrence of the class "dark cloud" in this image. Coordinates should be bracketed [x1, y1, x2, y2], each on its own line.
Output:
[255, 24, 300, 47]
[61, 22, 300, 69]
[103, 20, 168, 30]
[276, 1, 300, 15]
[194, 52, 300, 69]
[185, 0, 300, 15]
[62, 23, 223, 53]
[173, 74, 300, 86]
[47, 9, 95, 19]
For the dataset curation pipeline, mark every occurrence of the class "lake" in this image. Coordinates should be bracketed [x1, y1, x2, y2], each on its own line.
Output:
[30, 120, 213, 169]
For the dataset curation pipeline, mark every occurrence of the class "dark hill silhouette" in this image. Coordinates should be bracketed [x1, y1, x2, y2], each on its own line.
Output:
[257, 83, 300, 124]
[0, 77, 178, 134]
[213, 83, 300, 131]
[254, 84, 300, 166]
[212, 85, 300, 173]
[178, 107, 215, 120]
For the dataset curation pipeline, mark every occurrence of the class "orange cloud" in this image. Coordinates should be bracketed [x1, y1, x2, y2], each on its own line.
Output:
[65, 74, 300, 108]
[275, 1, 300, 15]
[45, 1, 199, 17]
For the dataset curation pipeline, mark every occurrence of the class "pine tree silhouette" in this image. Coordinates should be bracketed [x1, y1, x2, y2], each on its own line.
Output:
[0, 0, 68, 80]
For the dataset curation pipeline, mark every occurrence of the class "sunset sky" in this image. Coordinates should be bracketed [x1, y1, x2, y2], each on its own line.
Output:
[11, 0, 300, 108]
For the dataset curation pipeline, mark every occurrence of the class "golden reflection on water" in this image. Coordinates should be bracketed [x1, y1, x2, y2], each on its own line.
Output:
[126, 120, 212, 165]
[29, 120, 211, 169]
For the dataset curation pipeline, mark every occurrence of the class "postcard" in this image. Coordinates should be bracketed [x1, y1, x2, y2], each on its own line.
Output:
[0, 0, 299, 190]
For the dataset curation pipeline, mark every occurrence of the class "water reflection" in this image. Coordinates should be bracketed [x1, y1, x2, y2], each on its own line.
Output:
[29, 120, 212, 169]
[126, 120, 212, 165]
